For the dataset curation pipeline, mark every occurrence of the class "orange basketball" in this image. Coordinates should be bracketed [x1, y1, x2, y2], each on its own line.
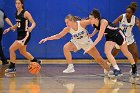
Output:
[28, 62, 41, 74]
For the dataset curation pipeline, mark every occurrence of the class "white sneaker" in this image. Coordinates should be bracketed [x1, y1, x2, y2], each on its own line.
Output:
[63, 83, 75, 90]
[104, 69, 113, 76]
[63, 64, 75, 73]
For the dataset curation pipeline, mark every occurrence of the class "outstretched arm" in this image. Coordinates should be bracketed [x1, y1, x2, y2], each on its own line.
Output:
[3, 24, 17, 34]
[39, 27, 70, 44]
[89, 28, 98, 37]
[92, 19, 108, 46]
[84, 19, 108, 53]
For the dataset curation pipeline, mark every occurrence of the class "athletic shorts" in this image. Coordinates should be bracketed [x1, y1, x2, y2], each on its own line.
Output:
[17, 31, 31, 45]
[70, 38, 93, 51]
[115, 35, 135, 49]
[106, 31, 126, 46]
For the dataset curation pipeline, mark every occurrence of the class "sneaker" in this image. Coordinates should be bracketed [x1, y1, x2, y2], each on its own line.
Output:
[63, 65, 75, 73]
[5, 68, 16, 73]
[2, 60, 9, 65]
[36, 60, 42, 65]
[108, 69, 123, 78]
[5, 73, 16, 78]
[63, 83, 75, 90]
[104, 69, 113, 76]
[130, 72, 140, 78]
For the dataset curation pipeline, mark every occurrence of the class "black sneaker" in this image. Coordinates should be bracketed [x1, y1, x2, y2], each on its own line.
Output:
[2, 60, 9, 65]
[36, 60, 42, 65]
[130, 71, 140, 78]
[5, 68, 16, 73]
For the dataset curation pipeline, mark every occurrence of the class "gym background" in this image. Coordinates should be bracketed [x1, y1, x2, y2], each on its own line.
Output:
[0, 0, 140, 59]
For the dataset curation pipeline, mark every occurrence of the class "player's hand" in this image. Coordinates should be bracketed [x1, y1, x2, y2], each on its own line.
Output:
[3, 28, 10, 34]
[39, 38, 48, 44]
[88, 34, 93, 38]
[27, 27, 32, 32]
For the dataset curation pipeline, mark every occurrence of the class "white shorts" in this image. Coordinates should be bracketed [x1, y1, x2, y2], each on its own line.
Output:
[115, 35, 135, 49]
[70, 38, 93, 51]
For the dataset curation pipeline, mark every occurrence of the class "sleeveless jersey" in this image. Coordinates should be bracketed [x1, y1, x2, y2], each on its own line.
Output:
[93, 19, 119, 38]
[119, 14, 135, 37]
[69, 21, 89, 44]
[15, 10, 28, 32]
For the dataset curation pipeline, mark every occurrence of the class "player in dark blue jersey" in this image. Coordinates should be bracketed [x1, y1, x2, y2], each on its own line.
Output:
[4, 0, 41, 73]
[86, 9, 137, 77]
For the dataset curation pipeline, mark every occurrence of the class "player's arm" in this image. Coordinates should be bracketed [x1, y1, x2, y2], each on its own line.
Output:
[135, 17, 140, 30]
[112, 15, 123, 25]
[39, 27, 70, 44]
[3, 24, 17, 34]
[5, 18, 13, 27]
[92, 19, 107, 46]
[24, 11, 36, 32]
[80, 19, 91, 28]
[85, 19, 107, 53]
[89, 28, 98, 37]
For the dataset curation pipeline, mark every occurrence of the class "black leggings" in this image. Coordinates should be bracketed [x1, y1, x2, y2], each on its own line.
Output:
[0, 28, 7, 61]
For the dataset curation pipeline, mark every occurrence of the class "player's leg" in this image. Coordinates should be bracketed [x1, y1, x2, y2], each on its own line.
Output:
[120, 43, 138, 77]
[87, 47, 110, 72]
[5, 40, 22, 73]
[128, 42, 139, 64]
[63, 42, 78, 73]
[105, 41, 122, 77]
[0, 29, 9, 65]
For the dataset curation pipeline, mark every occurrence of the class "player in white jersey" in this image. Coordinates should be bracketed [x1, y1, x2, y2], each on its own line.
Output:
[110, 2, 140, 77]
[39, 14, 110, 73]
[112, 2, 140, 65]
[112, 3, 140, 62]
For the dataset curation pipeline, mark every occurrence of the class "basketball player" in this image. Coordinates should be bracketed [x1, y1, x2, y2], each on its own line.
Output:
[39, 14, 110, 74]
[86, 9, 137, 77]
[112, 2, 140, 65]
[3, 0, 41, 73]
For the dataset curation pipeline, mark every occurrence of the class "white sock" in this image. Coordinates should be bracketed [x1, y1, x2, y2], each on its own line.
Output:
[113, 65, 120, 70]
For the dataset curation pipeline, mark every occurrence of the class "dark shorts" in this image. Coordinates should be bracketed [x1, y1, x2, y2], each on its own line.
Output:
[17, 31, 31, 45]
[0, 28, 3, 41]
[106, 31, 125, 45]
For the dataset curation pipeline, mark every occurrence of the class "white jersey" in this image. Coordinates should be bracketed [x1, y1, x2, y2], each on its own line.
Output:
[115, 14, 136, 49]
[69, 21, 93, 51]
[119, 13, 135, 45]
[70, 21, 89, 44]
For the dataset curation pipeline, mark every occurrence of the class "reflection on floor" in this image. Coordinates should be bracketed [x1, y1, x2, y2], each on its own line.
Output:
[0, 63, 140, 93]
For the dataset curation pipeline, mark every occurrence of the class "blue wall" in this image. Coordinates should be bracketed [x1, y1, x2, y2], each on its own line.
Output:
[2, 0, 140, 59]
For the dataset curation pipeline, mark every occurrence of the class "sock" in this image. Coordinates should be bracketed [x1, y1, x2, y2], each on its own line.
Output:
[68, 64, 74, 68]
[131, 64, 137, 73]
[31, 58, 38, 62]
[9, 62, 15, 68]
[113, 65, 120, 70]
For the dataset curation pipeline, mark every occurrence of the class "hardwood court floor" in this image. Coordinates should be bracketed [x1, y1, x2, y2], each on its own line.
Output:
[0, 63, 140, 93]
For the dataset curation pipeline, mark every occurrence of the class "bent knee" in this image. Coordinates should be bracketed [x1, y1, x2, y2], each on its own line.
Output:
[19, 51, 27, 55]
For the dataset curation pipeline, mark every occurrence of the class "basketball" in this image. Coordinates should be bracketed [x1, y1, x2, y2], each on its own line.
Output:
[28, 62, 41, 74]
